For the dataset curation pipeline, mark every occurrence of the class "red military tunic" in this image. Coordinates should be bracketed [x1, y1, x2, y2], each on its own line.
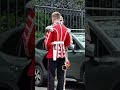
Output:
[22, 8, 35, 76]
[44, 22, 71, 59]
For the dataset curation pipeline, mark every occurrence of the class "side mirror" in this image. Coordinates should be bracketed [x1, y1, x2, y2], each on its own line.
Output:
[85, 44, 95, 57]
[68, 44, 75, 50]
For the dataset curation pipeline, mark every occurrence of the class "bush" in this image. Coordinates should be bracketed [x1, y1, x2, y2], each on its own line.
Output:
[35, 31, 45, 40]
[35, 12, 51, 33]
[0, 12, 24, 33]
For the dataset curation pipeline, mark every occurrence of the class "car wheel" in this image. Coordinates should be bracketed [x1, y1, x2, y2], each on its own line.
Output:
[35, 65, 44, 87]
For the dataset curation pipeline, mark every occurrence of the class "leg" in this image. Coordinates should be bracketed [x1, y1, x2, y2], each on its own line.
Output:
[54, 69, 58, 89]
[48, 59, 57, 90]
[18, 69, 30, 90]
[26, 76, 35, 90]
[30, 76, 35, 90]
[57, 58, 65, 90]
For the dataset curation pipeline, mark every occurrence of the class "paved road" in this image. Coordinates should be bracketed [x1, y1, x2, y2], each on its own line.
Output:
[35, 81, 85, 90]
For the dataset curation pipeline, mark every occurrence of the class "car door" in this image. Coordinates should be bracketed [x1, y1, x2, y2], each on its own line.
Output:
[0, 30, 29, 86]
[35, 37, 48, 56]
[85, 29, 114, 90]
[67, 36, 85, 79]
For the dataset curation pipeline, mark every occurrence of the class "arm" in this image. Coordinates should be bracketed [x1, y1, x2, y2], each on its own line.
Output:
[64, 32, 71, 48]
[67, 28, 73, 45]
[44, 30, 52, 50]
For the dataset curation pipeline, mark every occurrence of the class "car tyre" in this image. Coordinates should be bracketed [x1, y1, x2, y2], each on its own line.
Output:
[35, 65, 44, 87]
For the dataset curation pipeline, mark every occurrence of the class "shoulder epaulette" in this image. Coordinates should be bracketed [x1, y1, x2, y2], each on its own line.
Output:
[67, 28, 71, 33]
[45, 25, 54, 32]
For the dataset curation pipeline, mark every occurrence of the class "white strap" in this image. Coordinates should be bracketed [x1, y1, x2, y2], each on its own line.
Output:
[51, 41, 64, 45]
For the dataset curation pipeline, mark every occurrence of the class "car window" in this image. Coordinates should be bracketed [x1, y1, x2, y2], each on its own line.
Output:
[73, 39, 81, 50]
[90, 29, 111, 57]
[36, 38, 45, 50]
[18, 40, 26, 57]
[0, 30, 26, 57]
[74, 34, 85, 48]
[68, 38, 81, 50]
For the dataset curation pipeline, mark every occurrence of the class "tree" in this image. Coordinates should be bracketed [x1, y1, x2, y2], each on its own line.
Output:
[37, 0, 85, 10]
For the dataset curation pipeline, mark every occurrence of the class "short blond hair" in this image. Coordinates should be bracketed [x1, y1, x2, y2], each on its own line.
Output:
[52, 12, 61, 20]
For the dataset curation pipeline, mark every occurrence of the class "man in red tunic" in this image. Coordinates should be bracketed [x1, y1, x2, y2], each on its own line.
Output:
[44, 12, 71, 90]
[19, 0, 35, 90]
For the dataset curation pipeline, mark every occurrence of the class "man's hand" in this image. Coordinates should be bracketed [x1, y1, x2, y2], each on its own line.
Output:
[65, 59, 71, 69]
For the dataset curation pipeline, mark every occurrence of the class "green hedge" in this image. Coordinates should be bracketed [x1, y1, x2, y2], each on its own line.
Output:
[35, 12, 51, 39]
[35, 31, 45, 40]
[0, 12, 24, 32]
[35, 12, 51, 32]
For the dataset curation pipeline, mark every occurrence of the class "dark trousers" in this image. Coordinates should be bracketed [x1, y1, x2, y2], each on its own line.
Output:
[48, 58, 65, 90]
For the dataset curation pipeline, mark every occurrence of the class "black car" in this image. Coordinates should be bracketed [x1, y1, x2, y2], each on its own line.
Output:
[85, 16, 120, 90]
[0, 24, 31, 90]
[35, 33, 85, 86]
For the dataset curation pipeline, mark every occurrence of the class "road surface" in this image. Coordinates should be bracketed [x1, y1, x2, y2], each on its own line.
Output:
[35, 81, 85, 90]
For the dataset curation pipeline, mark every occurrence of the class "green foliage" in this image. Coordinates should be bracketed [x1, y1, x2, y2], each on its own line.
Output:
[35, 12, 50, 39]
[75, 0, 85, 5]
[0, 0, 25, 33]
[37, 0, 85, 9]
[0, 12, 24, 32]
[74, 0, 85, 9]
[35, 31, 45, 39]
[35, 12, 51, 32]
[37, 0, 44, 6]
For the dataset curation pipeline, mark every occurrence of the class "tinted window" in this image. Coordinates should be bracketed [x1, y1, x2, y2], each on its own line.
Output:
[36, 38, 45, 50]
[68, 38, 81, 50]
[1, 30, 26, 57]
[73, 39, 81, 50]
[90, 29, 111, 57]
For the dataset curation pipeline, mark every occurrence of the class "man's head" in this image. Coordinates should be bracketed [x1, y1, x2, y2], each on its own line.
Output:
[60, 16, 64, 24]
[52, 12, 61, 23]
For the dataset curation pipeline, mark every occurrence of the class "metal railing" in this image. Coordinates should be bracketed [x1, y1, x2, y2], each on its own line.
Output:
[35, 5, 85, 32]
[86, 7, 120, 16]
[0, 0, 28, 32]
[71, 29, 85, 34]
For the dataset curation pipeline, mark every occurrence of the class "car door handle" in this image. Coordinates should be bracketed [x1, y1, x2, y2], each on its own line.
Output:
[9, 65, 18, 72]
